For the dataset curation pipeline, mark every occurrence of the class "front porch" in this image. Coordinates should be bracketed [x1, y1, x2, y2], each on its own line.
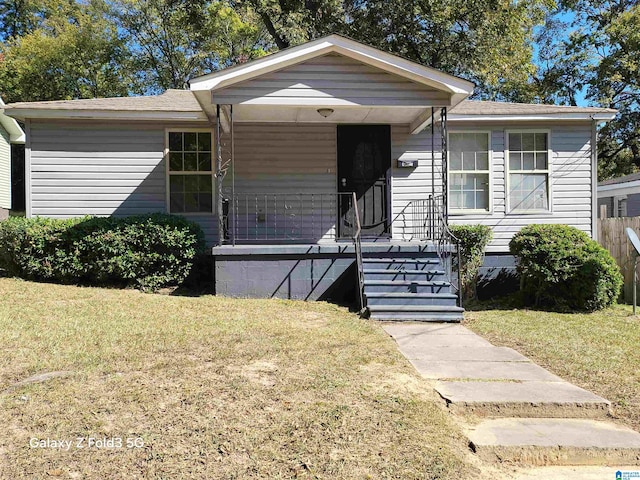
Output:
[211, 240, 462, 322]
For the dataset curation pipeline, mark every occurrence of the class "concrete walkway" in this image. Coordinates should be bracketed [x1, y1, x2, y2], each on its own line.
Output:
[383, 322, 640, 468]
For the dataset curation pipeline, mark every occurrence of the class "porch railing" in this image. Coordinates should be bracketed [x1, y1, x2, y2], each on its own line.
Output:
[391, 195, 462, 306]
[226, 192, 359, 242]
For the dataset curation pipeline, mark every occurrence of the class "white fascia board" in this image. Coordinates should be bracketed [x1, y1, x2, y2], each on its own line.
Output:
[448, 112, 617, 122]
[190, 40, 335, 90]
[190, 34, 475, 96]
[4, 108, 208, 122]
[0, 98, 26, 143]
[598, 180, 640, 193]
[410, 92, 468, 134]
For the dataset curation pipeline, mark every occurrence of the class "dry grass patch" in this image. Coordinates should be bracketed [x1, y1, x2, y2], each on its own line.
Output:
[0, 278, 476, 479]
[464, 303, 640, 431]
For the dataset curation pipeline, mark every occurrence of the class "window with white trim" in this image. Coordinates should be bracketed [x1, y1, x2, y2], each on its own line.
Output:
[449, 132, 490, 212]
[508, 132, 549, 212]
[167, 131, 213, 213]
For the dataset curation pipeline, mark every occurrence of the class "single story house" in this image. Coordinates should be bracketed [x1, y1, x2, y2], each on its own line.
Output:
[0, 98, 26, 219]
[598, 172, 640, 218]
[5, 35, 616, 321]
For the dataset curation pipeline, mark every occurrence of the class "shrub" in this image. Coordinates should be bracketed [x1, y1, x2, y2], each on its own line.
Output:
[0, 214, 206, 291]
[449, 225, 493, 301]
[509, 224, 622, 311]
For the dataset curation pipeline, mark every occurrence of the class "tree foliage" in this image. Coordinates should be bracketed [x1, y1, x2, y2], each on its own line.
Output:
[239, 0, 554, 100]
[534, 1, 640, 180]
[111, 0, 268, 91]
[0, 0, 133, 102]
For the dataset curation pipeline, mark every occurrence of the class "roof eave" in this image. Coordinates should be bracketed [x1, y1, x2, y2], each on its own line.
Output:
[448, 112, 617, 122]
[4, 108, 208, 123]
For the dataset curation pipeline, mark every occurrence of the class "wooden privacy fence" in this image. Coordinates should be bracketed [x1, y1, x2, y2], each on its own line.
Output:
[598, 217, 640, 303]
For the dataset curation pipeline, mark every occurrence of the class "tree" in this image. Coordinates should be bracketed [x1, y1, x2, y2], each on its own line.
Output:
[241, 0, 554, 100]
[535, 0, 640, 180]
[0, 0, 134, 102]
[111, 0, 269, 91]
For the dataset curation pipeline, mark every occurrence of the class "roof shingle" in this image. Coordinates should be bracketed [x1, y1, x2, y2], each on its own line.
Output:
[6, 89, 202, 112]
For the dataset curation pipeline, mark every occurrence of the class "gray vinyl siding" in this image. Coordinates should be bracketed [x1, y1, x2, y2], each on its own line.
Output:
[388, 123, 593, 251]
[227, 123, 337, 241]
[28, 119, 594, 250]
[627, 193, 640, 217]
[213, 54, 451, 106]
[390, 125, 443, 239]
[445, 124, 593, 252]
[0, 125, 10, 209]
[29, 120, 218, 245]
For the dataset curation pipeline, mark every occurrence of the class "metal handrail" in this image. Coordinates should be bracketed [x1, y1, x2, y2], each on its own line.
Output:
[351, 191, 366, 313]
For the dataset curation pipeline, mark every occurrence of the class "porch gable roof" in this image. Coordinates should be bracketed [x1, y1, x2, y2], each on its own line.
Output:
[189, 35, 474, 134]
[189, 34, 475, 98]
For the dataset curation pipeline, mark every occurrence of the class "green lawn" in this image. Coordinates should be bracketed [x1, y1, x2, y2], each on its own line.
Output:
[0, 278, 476, 479]
[464, 303, 640, 431]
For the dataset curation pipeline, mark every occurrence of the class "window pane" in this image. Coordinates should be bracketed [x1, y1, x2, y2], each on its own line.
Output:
[523, 152, 535, 170]
[476, 133, 489, 151]
[463, 154, 475, 171]
[522, 133, 535, 151]
[198, 132, 211, 152]
[184, 132, 198, 151]
[476, 190, 488, 210]
[198, 153, 212, 171]
[170, 175, 184, 193]
[170, 194, 184, 213]
[463, 191, 475, 209]
[476, 152, 489, 170]
[169, 132, 182, 152]
[535, 132, 547, 151]
[184, 152, 198, 171]
[510, 173, 548, 210]
[451, 191, 461, 208]
[449, 133, 465, 152]
[451, 173, 489, 211]
[509, 152, 521, 170]
[536, 152, 548, 170]
[169, 152, 183, 171]
[199, 193, 212, 212]
[450, 151, 462, 170]
[463, 173, 475, 189]
[509, 133, 521, 151]
[198, 175, 212, 193]
[184, 175, 199, 192]
[184, 192, 199, 211]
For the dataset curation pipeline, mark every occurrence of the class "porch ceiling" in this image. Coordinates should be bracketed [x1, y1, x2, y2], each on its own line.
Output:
[227, 105, 429, 124]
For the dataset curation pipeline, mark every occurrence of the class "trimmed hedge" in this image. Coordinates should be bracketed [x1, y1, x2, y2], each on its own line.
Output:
[0, 214, 206, 291]
[449, 224, 493, 301]
[509, 224, 622, 311]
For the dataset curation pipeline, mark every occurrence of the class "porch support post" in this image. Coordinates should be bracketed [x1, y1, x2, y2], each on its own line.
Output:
[440, 107, 448, 222]
[215, 104, 224, 245]
[431, 107, 435, 200]
[230, 104, 235, 246]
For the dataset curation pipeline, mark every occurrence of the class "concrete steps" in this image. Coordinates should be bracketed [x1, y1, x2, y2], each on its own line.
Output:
[468, 418, 640, 466]
[435, 380, 611, 419]
[363, 253, 463, 322]
[383, 323, 640, 468]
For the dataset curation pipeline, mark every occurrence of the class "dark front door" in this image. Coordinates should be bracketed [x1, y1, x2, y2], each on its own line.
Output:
[337, 125, 391, 238]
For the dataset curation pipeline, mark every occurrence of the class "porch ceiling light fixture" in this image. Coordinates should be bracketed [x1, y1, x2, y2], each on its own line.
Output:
[317, 108, 334, 118]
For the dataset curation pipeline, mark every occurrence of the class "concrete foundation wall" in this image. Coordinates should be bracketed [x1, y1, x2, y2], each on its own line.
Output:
[213, 245, 356, 301]
[477, 254, 519, 300]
